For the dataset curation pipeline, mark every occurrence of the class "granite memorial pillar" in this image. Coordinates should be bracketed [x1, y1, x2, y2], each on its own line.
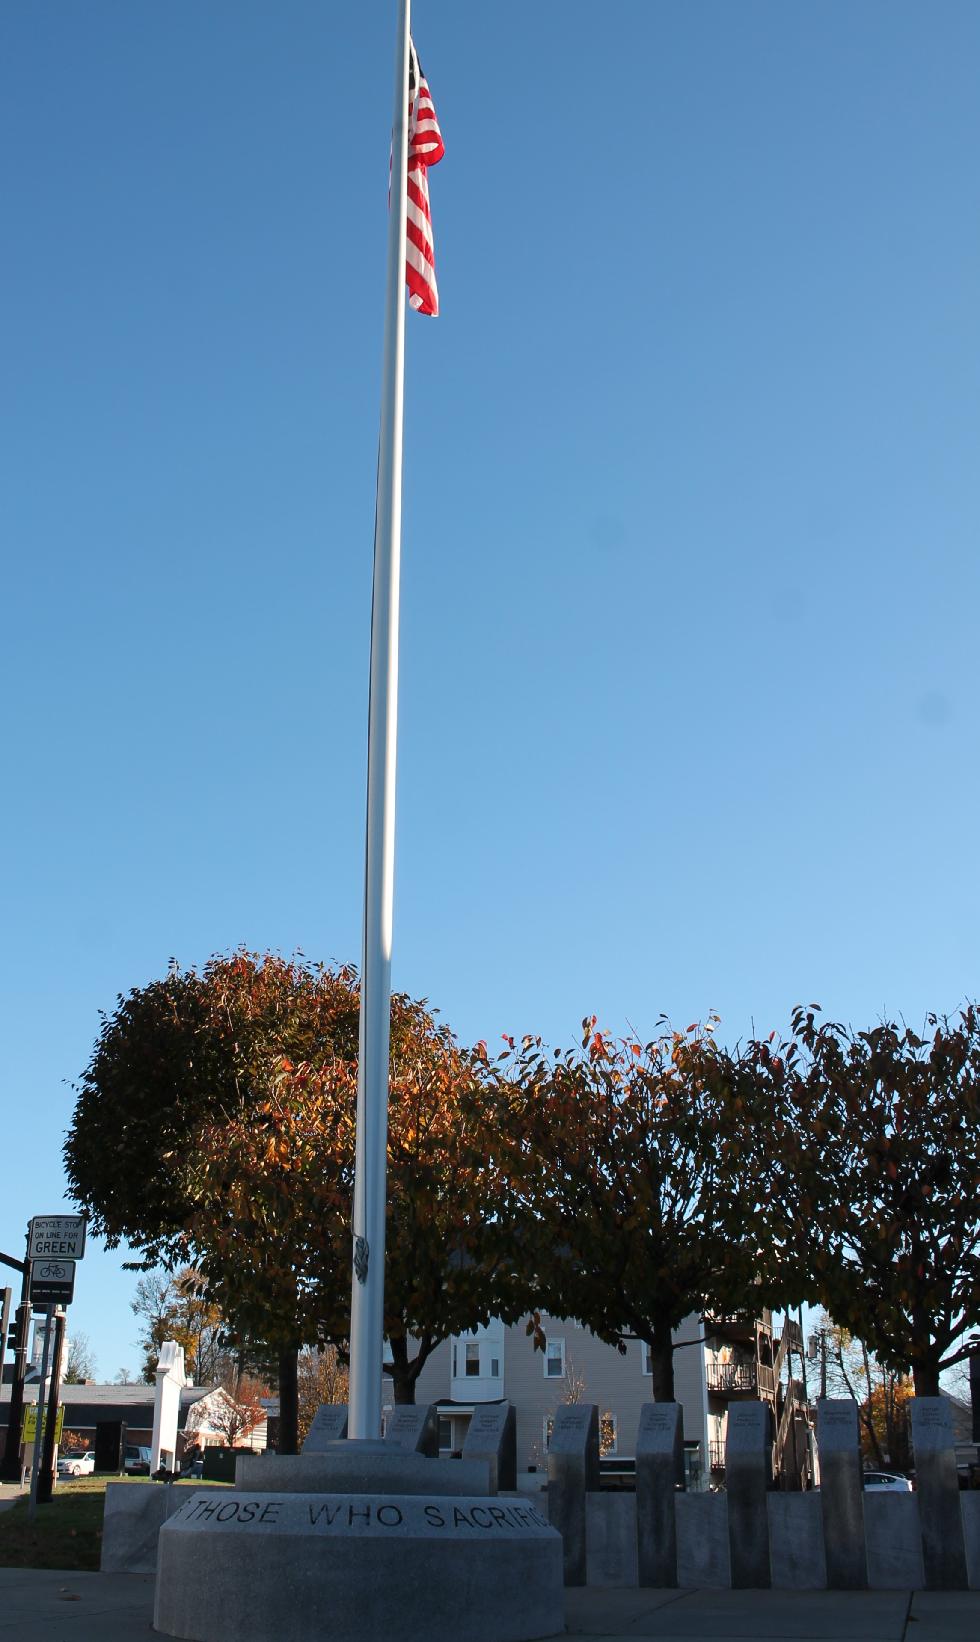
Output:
[725, 1401, 772, 1588]
[547, 1403, 599, 1586]
[635, 1402, 684, 1587]
[910, 1397, 968, 1590]
[816, 1399, 866, 1589]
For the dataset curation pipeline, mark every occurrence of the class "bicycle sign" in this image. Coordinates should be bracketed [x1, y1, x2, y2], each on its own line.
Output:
[29, 1264, 76, 1307]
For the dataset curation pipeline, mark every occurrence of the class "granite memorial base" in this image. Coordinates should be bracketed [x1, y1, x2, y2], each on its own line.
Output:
[864, 1493, 925, 1589]
[963, 1493, 980, 1590]
[235, 1444, 492, 1496]
[767, 1492, 826, 1588]
[153, 1490, 564, 1642]
[586, 1492, 638, 1587]
[101, 1482, 182, 1574]
[675, 1492, 731, 1588]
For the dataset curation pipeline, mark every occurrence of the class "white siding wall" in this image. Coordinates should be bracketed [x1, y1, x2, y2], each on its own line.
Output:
[410, 1312, 709, 1474]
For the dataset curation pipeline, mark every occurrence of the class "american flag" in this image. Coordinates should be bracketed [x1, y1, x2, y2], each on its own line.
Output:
[405, 40, 444, 316]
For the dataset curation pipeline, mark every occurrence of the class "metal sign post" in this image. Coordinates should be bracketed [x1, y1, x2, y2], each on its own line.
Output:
[0, 1229, 32, 1484]
[26, 1306, 54, 1522]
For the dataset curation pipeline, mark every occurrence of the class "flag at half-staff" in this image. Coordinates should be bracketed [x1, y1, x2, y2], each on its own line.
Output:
[405, 39, 444, 315]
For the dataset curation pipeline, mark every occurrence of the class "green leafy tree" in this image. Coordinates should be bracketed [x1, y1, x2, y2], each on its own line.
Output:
[63, 1332, 97, 1384]
[742, 1005, 980, 1397]
[483, 1018, 761, 1402]
[131, 1269, 227, 1384]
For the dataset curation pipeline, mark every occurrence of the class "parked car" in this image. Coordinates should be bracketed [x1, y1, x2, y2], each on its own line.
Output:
[863, 1471, 913, 1492]
[124, 1445, 151, 1475]
[57, 1451, 95, 1478]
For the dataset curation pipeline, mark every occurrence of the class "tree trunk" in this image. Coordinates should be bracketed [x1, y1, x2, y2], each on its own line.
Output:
[277, 1346, 299, 1454]
[913, 1361, 940, 1397]
[859, 1340, 885, 1467]
[648, 1317, 675, 1402]
[386, 1335, 417, 1404]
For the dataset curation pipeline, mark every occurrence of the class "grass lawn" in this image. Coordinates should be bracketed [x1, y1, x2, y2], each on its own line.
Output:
[0, 1475, 219, 1572]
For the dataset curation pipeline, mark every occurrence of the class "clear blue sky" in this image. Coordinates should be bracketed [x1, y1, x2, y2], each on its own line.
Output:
[2, 2, 978, 1381]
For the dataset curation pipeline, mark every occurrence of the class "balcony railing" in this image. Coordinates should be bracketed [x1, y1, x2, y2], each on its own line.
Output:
[709, 1439, 726, 1470]
[706, 1362, 756, 1393]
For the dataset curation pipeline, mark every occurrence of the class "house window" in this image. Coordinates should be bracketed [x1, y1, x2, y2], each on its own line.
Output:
[544, 1337, 565, 1378]
[465, 1343, 480, 1377]
[641, 1342, 653, 1376]
[543, 1416, 555, 1451]
[490, 1357, 500, 1377]
[452, 1344, 458, 1377]
[600, 1412, 618, 1456]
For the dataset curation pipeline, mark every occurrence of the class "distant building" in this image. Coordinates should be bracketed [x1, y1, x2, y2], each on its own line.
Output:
[386, 1308, 809, 1488]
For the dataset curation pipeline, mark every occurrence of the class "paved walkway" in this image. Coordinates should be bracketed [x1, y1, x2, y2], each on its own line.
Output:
[0, 1572, 979, 1641]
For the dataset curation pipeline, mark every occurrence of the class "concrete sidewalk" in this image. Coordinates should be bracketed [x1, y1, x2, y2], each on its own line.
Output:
[1, 1572, 980, 1641]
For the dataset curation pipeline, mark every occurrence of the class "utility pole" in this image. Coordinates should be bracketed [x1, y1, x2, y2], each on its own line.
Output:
[807, 1326, 829, 1399]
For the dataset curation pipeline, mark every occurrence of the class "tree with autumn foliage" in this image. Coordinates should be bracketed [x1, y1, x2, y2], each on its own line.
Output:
[66, 953, 365, 1444]
[67, 950, 531, 1441]
[481, 1018, 761, 1402]
[64, 953, 362, 1270]
[184, 988, 531, 1406]
[738, 1005, 980, 1397]
[813, 1312, 914, 1470]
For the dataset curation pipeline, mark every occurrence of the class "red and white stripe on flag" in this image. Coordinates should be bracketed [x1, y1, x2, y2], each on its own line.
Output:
[405, 39, 444, 316]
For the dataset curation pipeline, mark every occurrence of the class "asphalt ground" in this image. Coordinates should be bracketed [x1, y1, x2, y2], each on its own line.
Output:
[1, 1570, 980, 1641]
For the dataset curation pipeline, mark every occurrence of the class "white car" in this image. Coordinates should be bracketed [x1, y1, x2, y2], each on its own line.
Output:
[57, 1451, 96, 1477]
[863, 1470, 912, 1492]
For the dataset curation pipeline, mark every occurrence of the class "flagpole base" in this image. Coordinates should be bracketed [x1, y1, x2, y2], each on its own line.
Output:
[153, 1484, 564, 1642]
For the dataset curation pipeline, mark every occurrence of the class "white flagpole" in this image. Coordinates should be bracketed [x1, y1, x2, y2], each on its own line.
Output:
[348, 0, 412, 1443]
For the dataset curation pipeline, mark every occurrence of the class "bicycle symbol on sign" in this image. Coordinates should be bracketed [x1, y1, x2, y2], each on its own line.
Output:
[38, 1262, 68, 1280]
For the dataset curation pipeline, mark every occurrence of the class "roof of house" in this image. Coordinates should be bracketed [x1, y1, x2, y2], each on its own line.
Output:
[0, 1382, 217, 1428]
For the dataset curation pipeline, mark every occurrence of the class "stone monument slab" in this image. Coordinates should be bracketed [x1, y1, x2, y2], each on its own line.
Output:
[767, 1492, 826, 1589]
[302, 1403, 348, 1452]
[676, 1493, 730, 1588]
[725, 1401, 772, 1588]
[910, 1397, 968, 1589]
[586, 1492, 638, 1587]
[383, 1403, 439, 1457]
[863, 1492, 924, 1589]
[635, 1401, 683, 1587]
[546, 1402, 599, 1586]
[462, 1401, 517, 1492]
[816, 1400, 866, 1589]
[154, 1490, 564, 1642]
